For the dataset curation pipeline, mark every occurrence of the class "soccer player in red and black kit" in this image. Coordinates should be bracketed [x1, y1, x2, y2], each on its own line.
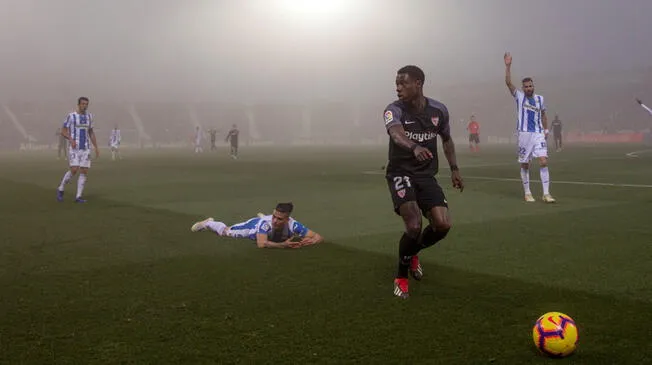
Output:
[467, 115, 480, 152]
[383, 65, 464, 299]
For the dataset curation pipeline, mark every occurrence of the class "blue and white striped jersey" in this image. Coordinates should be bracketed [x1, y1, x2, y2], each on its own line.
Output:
[514, 89, 546, 133]
[63, 112, 94, 150]
[229, 215, 310, 242]
[110, 129, 121, 144]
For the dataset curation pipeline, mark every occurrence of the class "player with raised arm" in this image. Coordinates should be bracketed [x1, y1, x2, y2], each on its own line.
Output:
[467, 115, 480, 153]
[384, 65, 464, 299]
[190, 202, 323, 249]
[56, 97, 99, 203]
[109, 124, 122, 160]
[636, 98, 652, 116]
[504, 52, 555, 203]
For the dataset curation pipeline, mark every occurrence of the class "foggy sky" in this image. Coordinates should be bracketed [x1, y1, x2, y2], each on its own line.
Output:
[1, 0, 651, 103]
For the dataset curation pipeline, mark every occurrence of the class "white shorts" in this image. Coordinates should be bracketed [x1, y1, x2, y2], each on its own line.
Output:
[110, 142, 120, 149]
[69, 148, 92, 168]
[517, 132, 548, 163]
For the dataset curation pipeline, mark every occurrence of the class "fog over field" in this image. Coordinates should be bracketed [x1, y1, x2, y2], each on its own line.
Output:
[1, 0, 651, 147]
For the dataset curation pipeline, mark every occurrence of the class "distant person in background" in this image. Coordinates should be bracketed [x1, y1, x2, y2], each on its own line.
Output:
[636, 98, 652, 116]
[194, 126, 203, 154]
[225, 124, 239, 159]
[109, 124, 122, 160]
[467, 115, 480, 153]
[209, 128, 218, 151]
[56, 97, 99, 203]
[551, 115, 563, 152]
[56, 127, 68, 160]
[636, 98, 652, 145]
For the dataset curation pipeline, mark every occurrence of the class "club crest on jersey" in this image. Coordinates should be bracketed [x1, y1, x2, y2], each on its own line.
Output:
[384, 110, 394, 125]
[431, 117, 439, 126]
[397, 189, 406, 198]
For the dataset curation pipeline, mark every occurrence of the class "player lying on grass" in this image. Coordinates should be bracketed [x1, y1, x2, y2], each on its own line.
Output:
[190, 202, 323, 249]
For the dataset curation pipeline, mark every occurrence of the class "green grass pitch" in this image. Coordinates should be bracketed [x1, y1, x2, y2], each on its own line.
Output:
[1, 144, 651, 364]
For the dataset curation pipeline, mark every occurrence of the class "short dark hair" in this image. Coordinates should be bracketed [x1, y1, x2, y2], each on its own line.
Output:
[522, 77, 533, 83]
[78, 96, 89, 105]
[275, 202, 294, 214]
[397, 65, 425, 85]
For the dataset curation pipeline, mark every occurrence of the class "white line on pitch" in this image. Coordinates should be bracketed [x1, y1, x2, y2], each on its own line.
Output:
[626, 149, 652, 158]
[362, 171, 652, 188]
[442, 175, 652, 189]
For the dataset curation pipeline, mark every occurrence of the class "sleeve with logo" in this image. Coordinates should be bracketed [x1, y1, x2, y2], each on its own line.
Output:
[62, 113, 72, 128]
[257, 220, 272, 235]
[436, 103, 451, 140]
[290, 220, 309, 238]
[383, 103, 403, 130]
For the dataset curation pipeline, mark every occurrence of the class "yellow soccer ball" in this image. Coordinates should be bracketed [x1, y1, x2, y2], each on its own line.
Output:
[532, 312, 579, 357]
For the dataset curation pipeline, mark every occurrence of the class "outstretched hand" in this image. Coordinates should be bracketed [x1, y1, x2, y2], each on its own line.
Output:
[504, 52, 512, 66]
[636, 98, 643, 105]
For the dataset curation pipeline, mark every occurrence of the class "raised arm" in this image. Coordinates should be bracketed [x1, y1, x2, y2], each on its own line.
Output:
[637, 98, 652, 115]
[504, 52, 516, 96]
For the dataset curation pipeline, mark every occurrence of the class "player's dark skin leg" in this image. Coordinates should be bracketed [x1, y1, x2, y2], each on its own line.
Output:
[397, 203, 451, 278]
[397, 201, 423, 278]
[420, 206, 451, 249]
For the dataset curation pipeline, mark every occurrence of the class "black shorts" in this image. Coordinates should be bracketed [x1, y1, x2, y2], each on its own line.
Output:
[469, 133, 480, 143]
[386, 173, 448, 216]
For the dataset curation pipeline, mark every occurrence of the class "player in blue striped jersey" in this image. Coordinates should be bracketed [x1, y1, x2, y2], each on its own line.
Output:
[190, 202, 324, 249]
[504, 53, 555, 203]
[56, 97, 99, 203]
[109, 125, 122, 161]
